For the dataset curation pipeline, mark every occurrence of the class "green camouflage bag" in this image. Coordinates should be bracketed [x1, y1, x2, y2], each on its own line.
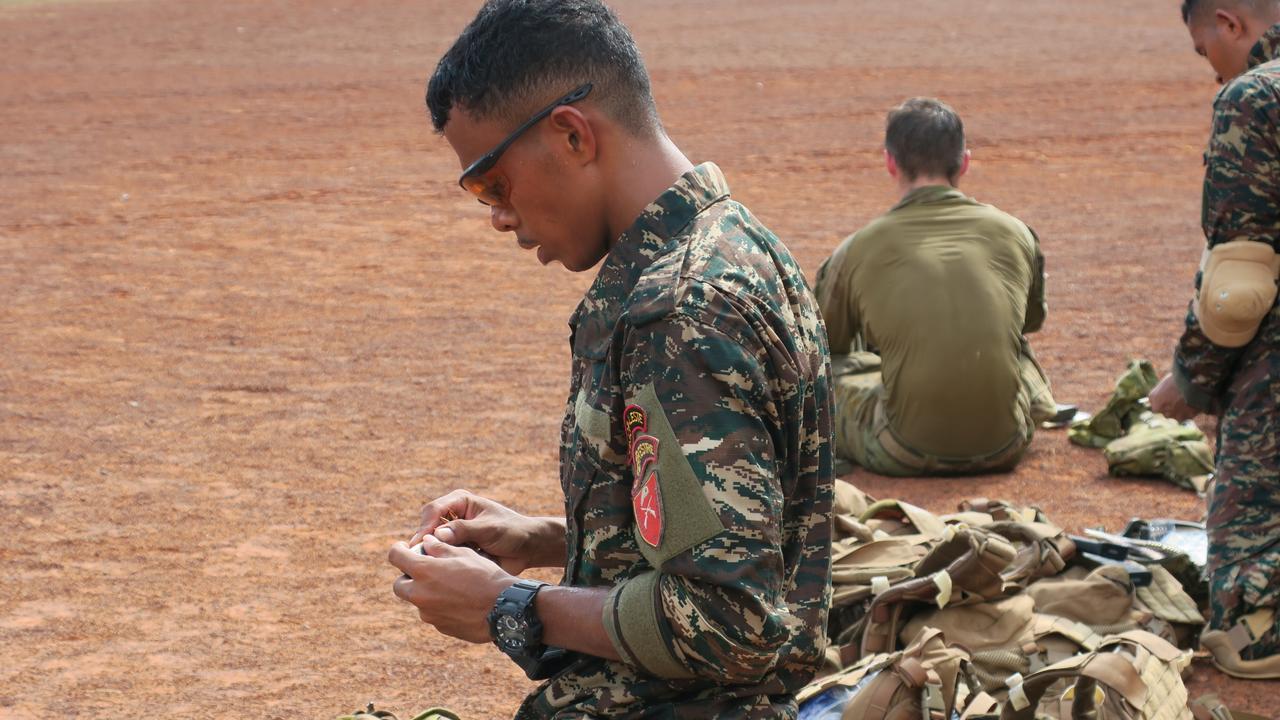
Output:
[1102, 413, 1213, 493]
[1069, 360, 1159, 448]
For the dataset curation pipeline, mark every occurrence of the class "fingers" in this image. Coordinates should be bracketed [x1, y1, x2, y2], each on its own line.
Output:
[388, 536, 471, 581]
[436, 519, 483, 546]
[387, 541, 427, 576]
[422, 533, 472, 558]
[393, 574, 414, 603]
[410, 489, 480, 544]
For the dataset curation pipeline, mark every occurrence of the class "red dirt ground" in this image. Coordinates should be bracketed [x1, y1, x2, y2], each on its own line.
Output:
[1, 0, 1276, 717]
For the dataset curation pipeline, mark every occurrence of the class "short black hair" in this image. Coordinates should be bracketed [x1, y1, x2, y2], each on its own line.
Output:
[884, 98, 966, 183]
[426, 0, 659, 136]
[1182, 0, 1277, 23]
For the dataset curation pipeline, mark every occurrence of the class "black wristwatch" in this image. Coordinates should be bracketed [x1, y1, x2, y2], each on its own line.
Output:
[487, 579, 574, 680]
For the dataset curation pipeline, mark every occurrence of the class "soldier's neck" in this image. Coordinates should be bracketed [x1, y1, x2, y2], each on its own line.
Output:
[898, 175, 958, 200]
[603, 132, 694, 245]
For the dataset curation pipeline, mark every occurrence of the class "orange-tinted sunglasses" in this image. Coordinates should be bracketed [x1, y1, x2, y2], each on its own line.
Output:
[457, 83, 593, 206]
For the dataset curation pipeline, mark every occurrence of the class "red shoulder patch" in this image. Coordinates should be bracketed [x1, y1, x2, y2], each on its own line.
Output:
[630, 435, 659, 485]
[633, 467, 663, 547]
[623, 404, 647, 446]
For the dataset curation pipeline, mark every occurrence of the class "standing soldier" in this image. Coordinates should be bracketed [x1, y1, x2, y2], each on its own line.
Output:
[386, 1, 834, 717]
[1149, 0, 1280, 680]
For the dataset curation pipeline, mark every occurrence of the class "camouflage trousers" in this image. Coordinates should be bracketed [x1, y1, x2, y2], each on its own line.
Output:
[1206, 345, 1280, 659]
[832, 341, 1055, 476]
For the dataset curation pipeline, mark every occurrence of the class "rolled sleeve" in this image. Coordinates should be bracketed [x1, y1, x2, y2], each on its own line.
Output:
[603, 570, 694, 679]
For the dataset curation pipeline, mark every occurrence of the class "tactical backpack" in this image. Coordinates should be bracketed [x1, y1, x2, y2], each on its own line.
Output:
[1102, 412, 1213, 494]
[801, 630, 1195, 720]
[828, 486, 1078, 665]
[976, 631, 1193, 720]
[798, 628, 980, 720]
[808, 482, 1227, 719]
[1070, 360, 1214, 494]
[898, 564, 1184, 696]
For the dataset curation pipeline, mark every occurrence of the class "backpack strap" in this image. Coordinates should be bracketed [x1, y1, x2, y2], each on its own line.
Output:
[861, 528, 1016, 657]
[1000, 652, 1147, 720]
[984, 521, 1075, 589]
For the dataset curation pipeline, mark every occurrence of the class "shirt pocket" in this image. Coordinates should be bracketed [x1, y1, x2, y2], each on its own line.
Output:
[563, 357, 633, 585]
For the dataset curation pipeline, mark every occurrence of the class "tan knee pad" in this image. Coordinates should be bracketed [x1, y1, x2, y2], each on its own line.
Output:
[1194, 240, 1280, 347]
[1200, 608, 1280, 680]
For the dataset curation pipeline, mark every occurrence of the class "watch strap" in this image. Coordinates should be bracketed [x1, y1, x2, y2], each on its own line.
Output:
[502, 579, 548, 607]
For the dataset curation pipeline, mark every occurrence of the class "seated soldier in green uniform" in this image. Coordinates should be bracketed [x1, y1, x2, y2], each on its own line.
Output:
[814, 98, 1056, 477]
[385, 1, 834, 717]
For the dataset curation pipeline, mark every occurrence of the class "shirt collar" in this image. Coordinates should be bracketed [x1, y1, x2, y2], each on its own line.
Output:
[568, 162, 731, 357]
[891, 184, 965, 211]
[1248, 22, 1280, 69]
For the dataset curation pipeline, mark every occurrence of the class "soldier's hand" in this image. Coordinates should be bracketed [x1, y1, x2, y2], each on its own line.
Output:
[408, 490, 564, 574]
[389, 536, 514, 644]
[1148, 373, 1199, 421]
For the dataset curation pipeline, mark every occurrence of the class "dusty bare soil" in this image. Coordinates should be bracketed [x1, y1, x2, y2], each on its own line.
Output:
[1, 0, 1276, 717]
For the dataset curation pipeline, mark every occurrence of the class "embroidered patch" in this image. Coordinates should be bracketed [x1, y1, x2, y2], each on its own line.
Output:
[633, 467, 663, 547]
[623, 404, 647, 447]
[630, 435, 659, 487]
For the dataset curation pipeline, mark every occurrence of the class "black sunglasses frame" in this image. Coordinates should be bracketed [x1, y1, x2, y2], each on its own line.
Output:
[456, 83, 594, 195]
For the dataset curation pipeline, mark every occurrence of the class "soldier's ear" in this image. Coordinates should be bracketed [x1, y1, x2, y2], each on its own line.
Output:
[956, 149, 971, 181]
[1214, 8, 1244, 40]
[548, 106, 597, 166]
[884, 150, 899, 180]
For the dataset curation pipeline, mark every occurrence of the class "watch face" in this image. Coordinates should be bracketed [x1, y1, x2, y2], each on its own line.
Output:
[495, 613, 529, 651]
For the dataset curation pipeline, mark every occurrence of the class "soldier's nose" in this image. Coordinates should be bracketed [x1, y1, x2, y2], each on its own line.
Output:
[490, 205, 518, 233]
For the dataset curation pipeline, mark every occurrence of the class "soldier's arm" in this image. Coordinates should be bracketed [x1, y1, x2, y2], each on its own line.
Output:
[593, 308, 810, 684]
[1023, 226, 1047, 334]
[814, 239, 860, 355]
[1172, 76, 1280, 411]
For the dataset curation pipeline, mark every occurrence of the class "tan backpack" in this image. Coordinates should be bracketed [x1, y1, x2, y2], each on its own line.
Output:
[844, 502, 1076, 662]
[967, 631, 1193, 720]
[799, 628, 979, 720]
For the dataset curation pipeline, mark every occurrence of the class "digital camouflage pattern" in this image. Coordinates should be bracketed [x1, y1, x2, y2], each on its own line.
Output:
[1067, 359, 1159, 448]
[516, 163, 834, 718]
[1172, 24, 1280, 657]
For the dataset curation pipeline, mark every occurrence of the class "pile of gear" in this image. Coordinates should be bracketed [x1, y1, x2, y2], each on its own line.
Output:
[797, 481, 1261, 720]
[1067, 360, 1214, 494]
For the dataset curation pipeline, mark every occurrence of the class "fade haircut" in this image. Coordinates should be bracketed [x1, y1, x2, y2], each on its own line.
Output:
[884, 98, 966, 183]
[426, 0, 660, 136]
[1182, 0, 1280, 23]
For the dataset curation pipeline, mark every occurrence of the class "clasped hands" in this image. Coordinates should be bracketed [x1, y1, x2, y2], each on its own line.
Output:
[388, 490, 565, 643]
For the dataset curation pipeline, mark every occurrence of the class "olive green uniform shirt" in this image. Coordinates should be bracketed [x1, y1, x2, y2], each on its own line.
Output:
[815, 186, 1046, 458]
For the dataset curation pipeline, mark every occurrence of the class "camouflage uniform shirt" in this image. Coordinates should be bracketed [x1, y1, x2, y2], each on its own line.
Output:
[1173, 22, 1280, 418]
[516, 163, 834, 718]
[1172, 23, 1280, 642]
